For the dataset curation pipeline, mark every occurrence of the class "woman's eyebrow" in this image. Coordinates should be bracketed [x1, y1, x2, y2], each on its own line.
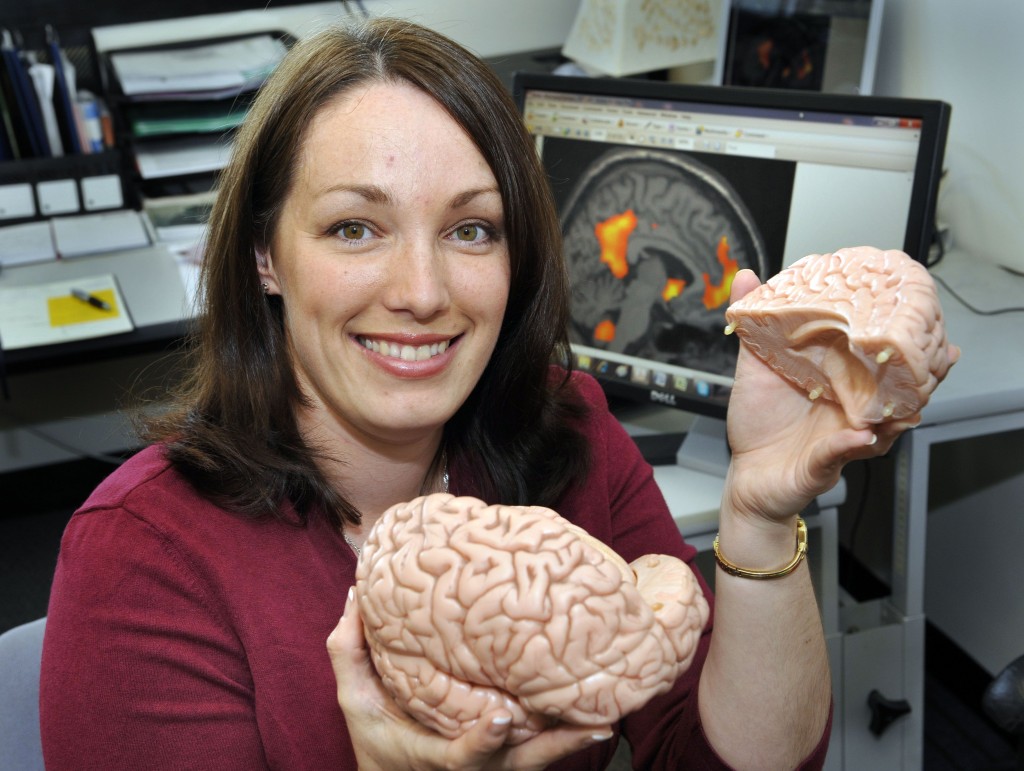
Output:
[314, 184, 500, 210]
[448, 187, 502, 210]
[316, 183, 393, 205]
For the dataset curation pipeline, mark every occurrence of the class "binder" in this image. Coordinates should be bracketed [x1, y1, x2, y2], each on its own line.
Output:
[28, 61, 64, 157]
[0, 43, 31, 157]
[46, 25, 81, 155]
[0, 29, 49, 157]
[0, 85, 19, 159]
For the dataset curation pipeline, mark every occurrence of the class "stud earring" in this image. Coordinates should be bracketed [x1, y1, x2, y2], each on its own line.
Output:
[261, 282, 269, 294]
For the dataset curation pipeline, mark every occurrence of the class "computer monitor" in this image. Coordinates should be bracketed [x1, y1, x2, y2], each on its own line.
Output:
[513, 73, 950, 472]
[714, 0, 885, 95]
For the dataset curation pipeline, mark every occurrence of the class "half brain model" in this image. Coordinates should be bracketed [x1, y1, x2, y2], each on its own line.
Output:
[725, 246, 958, 428]
[355, 493, 709, 744]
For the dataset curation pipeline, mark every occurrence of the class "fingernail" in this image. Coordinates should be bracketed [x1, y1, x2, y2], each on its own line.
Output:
[866, 433, 878, 446]
[343, 586, 355, 614]
[491, 714, 511, 726]
[591, 731, 613, 742]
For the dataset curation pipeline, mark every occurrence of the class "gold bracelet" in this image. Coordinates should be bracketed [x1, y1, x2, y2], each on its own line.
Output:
[713, 517, 808, 580]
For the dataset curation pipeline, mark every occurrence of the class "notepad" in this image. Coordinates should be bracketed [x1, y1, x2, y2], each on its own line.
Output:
[0, 220, 57, 267]
[0, 273, 134, 350]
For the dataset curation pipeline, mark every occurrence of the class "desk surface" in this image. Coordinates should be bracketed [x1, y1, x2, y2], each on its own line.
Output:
[921, 250, 1024, 426]
[0, 245, 191, 373]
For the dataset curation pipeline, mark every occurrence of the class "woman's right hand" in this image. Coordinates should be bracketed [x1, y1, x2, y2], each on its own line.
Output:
[327, 588, 612, 770]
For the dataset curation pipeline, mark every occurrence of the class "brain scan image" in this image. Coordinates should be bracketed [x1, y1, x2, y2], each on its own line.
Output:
[559, 147, 770, 377]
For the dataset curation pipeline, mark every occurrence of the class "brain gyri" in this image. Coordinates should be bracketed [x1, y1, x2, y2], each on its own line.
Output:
[355, 493, 709, 743]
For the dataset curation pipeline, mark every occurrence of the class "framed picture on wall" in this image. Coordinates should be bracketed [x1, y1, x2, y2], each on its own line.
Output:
[713, 0, 884, 95]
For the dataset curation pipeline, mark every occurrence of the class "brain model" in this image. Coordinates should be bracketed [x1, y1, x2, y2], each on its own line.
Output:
[355, 493, 709, 744]
[724, 246, 957, 427]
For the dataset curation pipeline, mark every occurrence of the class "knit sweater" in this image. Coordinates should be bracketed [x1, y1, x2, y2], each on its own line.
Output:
[40, 372, 828, 769]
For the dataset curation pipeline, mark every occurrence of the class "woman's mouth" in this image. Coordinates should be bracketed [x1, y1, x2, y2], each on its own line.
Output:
[356, 336, 452, 362]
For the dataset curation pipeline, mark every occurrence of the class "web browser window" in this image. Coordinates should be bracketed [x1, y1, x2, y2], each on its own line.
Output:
[524, 88, 922, 269]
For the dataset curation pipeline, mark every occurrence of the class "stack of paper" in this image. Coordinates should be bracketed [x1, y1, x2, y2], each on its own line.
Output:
[126, 96, 253, 138]
[0, 221, 57, 267]
[50, 210, 151, 258]
[142, 190, 214, 245]
[134, 135, 235, 180]
[109, 34, 285, 180]
[110, 35, 287, 100]
[0, 210, 152, 266]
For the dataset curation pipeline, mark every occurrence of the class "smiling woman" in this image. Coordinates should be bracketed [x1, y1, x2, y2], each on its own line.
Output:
[37, 14, 896, 771]
[142, 17, 585, 530]
[259, 81, 512, 470]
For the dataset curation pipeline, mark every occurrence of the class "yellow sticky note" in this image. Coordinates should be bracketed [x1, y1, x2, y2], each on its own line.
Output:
[48, 289, 119, 327]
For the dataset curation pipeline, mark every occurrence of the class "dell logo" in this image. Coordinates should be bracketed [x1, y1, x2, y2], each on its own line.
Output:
[650, 390, 677, 406]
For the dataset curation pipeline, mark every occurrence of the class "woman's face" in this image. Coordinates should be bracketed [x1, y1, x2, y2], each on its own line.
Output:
[261, 81, 511, 448]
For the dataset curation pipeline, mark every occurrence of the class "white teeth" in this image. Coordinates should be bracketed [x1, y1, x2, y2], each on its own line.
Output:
[359, 337, 449, 361]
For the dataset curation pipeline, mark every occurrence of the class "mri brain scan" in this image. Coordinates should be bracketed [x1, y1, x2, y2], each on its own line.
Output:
[561, 147, 768, 376]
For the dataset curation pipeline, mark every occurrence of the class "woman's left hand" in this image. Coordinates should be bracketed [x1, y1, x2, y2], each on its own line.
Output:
[327, 589, 612, 771]
[723, 268, 935, 523]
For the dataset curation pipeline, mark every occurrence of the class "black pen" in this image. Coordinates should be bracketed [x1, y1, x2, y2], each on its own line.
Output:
[71, 288, 112, 311]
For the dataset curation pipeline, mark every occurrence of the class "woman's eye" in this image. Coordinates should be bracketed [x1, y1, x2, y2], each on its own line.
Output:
[452, 224, 490, 243]
[338, 223, 368, 240]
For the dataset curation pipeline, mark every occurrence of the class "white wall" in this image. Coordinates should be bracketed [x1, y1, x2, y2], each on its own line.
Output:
[365, 0, 580, 58]
[873, 0, 1024, 272]
[872, 0, 1024, 675]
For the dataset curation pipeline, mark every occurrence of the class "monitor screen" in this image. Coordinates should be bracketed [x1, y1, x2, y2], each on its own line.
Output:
[513, 73, 950, 423]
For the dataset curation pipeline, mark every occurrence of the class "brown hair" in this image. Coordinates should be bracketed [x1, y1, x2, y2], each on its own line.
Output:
[144, 17, 589, 526]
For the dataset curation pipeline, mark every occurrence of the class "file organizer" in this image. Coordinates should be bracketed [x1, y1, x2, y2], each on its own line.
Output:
[0, 25, 135, 226]
[98, 31, 293, 201]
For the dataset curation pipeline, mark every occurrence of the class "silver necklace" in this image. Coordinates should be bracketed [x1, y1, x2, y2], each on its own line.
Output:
[342, 531, 362, 557]
[343, 463, 448, 559]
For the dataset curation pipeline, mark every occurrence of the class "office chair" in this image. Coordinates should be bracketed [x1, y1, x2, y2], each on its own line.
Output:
[0, 617, 46, 771]
[983, 653, 1024, 771]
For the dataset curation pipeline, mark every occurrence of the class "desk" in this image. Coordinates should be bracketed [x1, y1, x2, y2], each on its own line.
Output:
[0, 245, 191, 472]
[1, 245, 191, 374]
[835, 250, 1024, 769]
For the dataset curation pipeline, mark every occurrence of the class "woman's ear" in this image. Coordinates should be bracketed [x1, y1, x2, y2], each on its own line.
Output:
[256, 250, 281, 295]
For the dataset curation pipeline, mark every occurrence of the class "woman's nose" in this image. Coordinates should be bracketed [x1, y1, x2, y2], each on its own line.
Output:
[382, 240, 451, 318]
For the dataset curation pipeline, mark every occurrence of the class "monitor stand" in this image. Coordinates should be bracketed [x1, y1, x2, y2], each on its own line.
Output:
[649, 413, 731, 536]
[674, 414, 730, 478]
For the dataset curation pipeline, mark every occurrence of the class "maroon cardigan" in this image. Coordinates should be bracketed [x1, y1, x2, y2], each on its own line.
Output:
[40, 372, 829, 769]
